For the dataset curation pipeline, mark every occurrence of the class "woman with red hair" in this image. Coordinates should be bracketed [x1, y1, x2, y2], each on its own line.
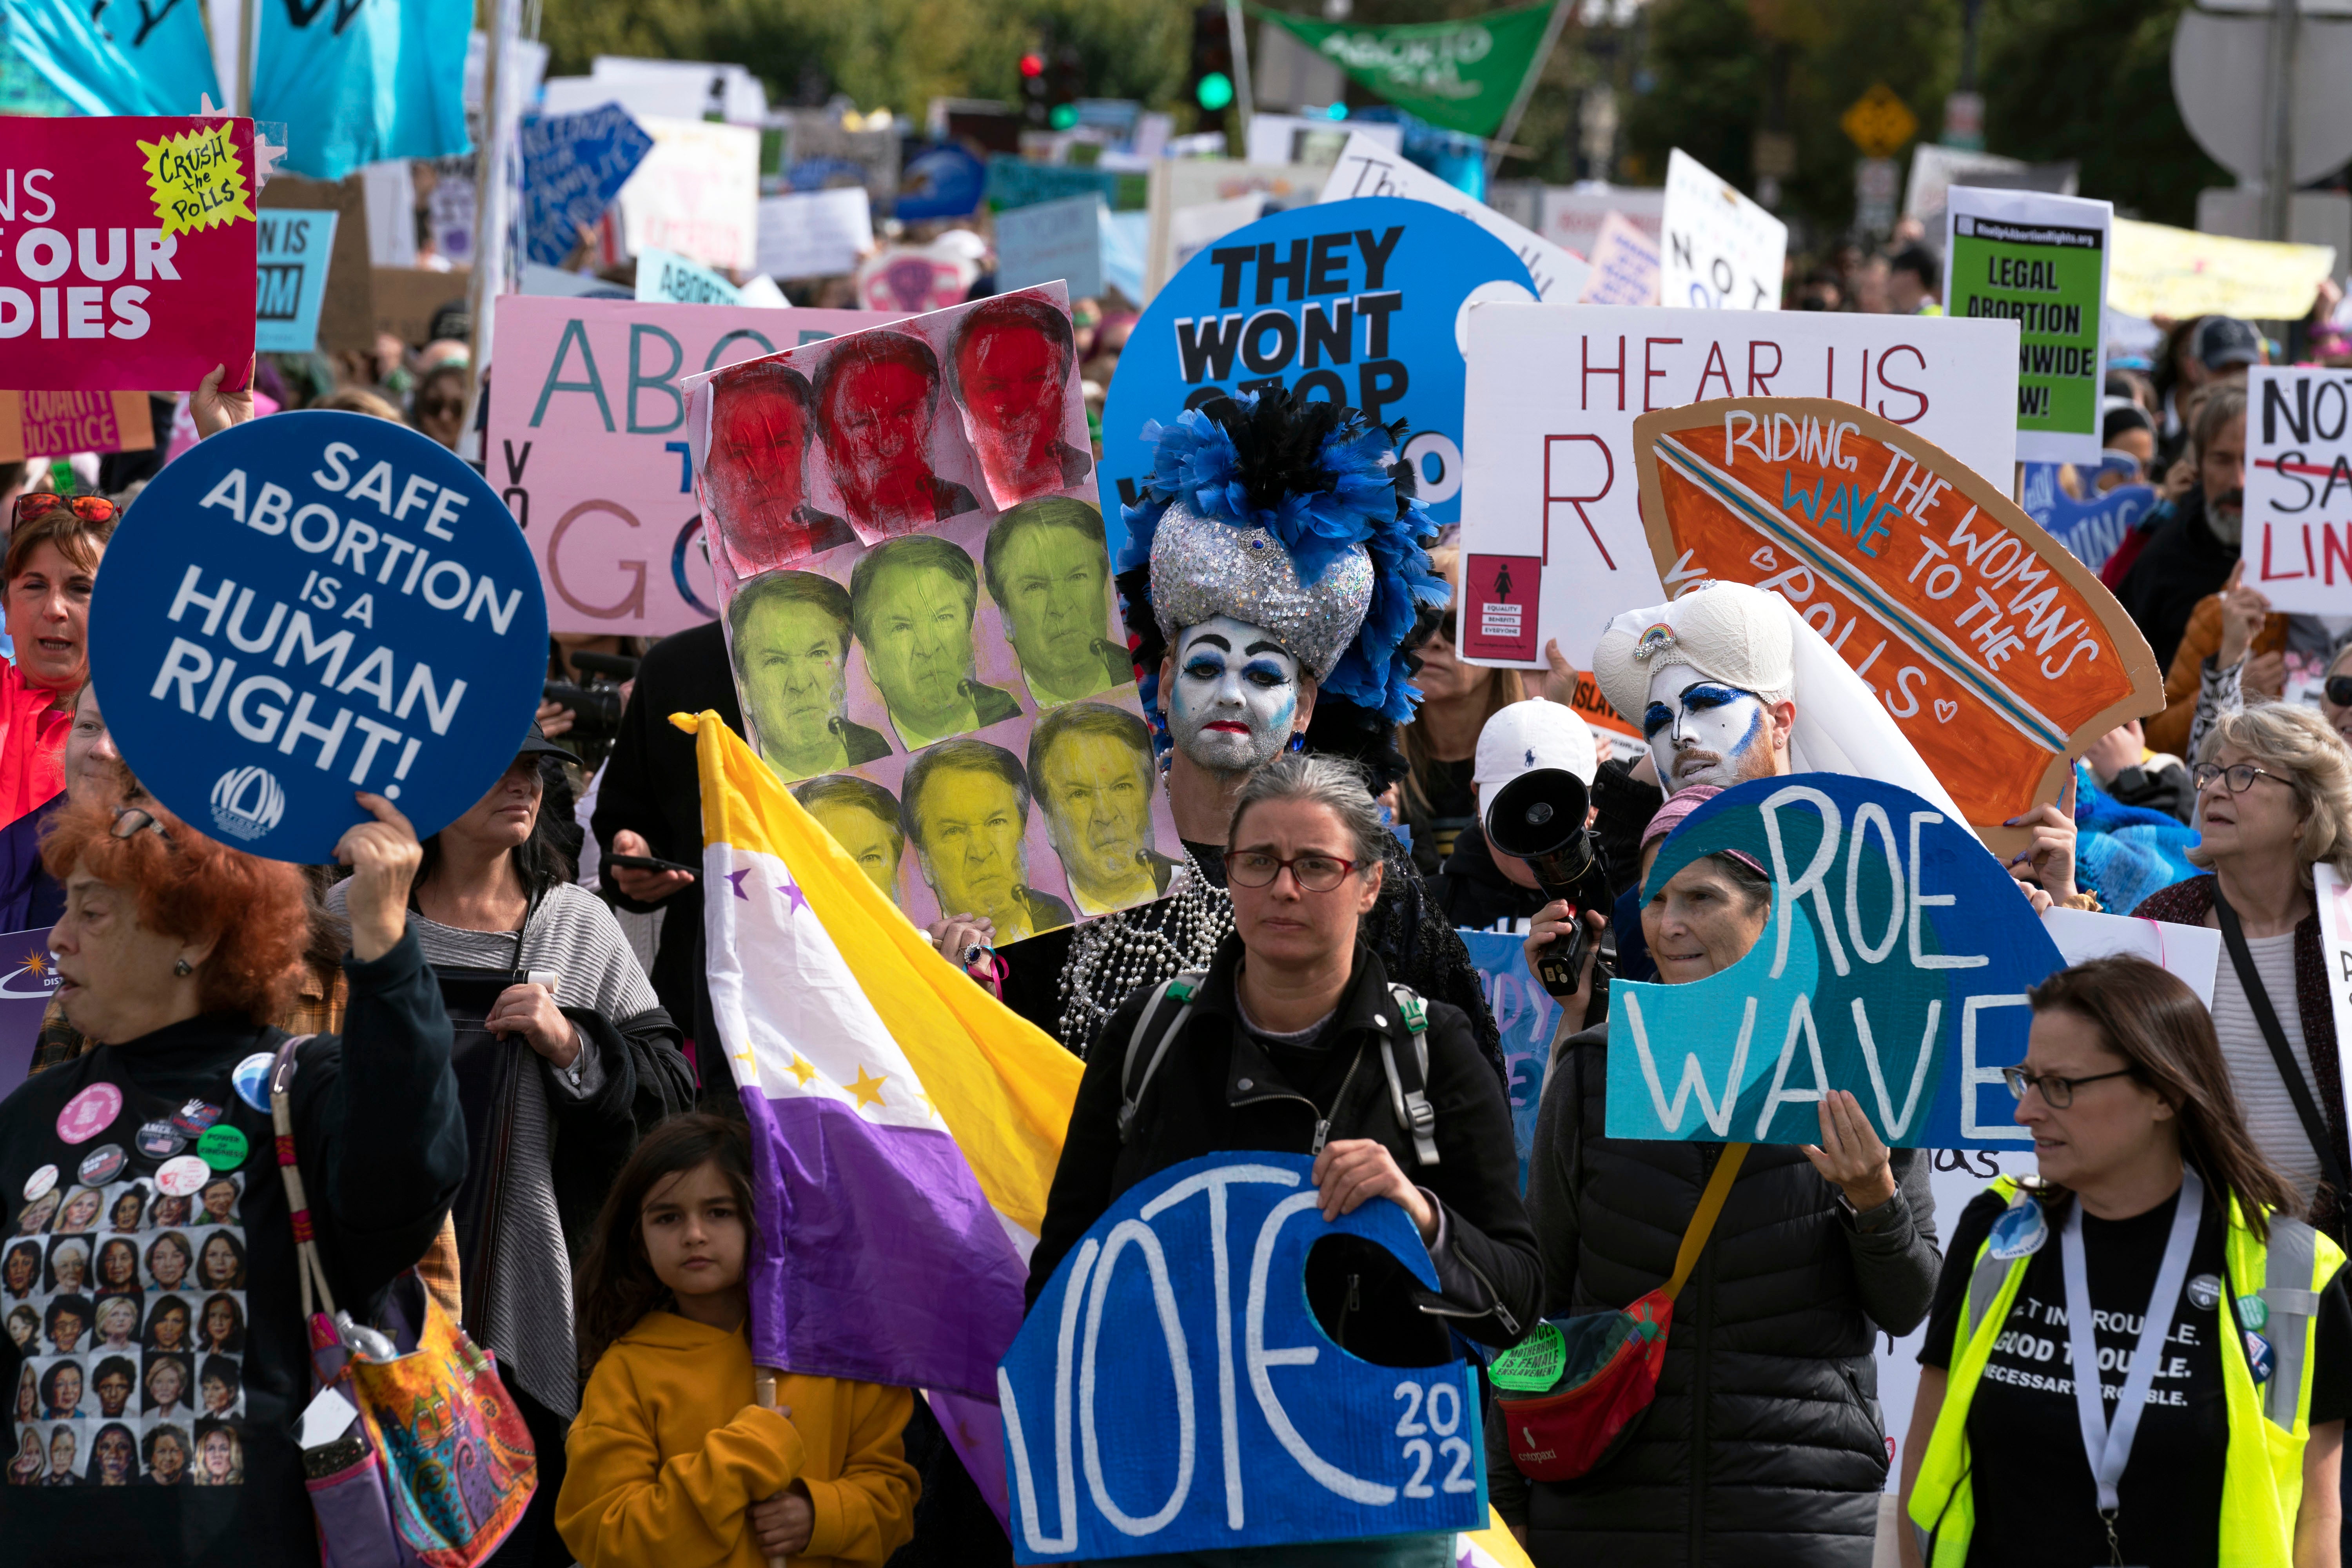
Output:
[0, 787, 463, 1566]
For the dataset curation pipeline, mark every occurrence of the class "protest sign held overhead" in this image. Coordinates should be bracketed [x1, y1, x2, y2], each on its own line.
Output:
[0, 115, 259, 392]
[1102, 196, 1538, 554]
[995, 194, 1110, 299]
[1606, 775, 2067, 1149]
[757, 187, 874, 281]
[487, 296, 904, 637]
[1252, 0, 1559, 137]
[88, 411, 550, 864]
[520, 102, 654, 266]
[1318, 133, 1590, 304]
[1945, 188, 2112, 465]
[0, 391, 154, 462]
[1579, 213, 1661, 306]
[1001, 1152, 1489, 1561]
[2243, 365, 2352, 614]
[635, 247, 743, 306]
[255, 0, 472, 180]
[253, 209, 339, 354]
[617, 117, 760, 272]
[857, 240, 982, 314]
[1628, 396, 2160, 833]
[1660, 149, 1786, 312]
[2019, 461, 2159, 576]
[1455, 305, 2019, 668]
[685, 285, 1175, 937]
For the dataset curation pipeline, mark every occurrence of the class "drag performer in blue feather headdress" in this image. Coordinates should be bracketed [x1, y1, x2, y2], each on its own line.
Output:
[1021, 389, 1506, 1079]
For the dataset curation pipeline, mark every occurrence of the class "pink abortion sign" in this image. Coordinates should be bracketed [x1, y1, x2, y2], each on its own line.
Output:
[0, 116, 258, 392]
[486, 296, 907, 637]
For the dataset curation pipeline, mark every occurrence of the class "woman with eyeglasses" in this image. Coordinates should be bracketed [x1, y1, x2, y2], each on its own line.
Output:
[1901, 956, 2352, 1568]
[0, 490, 115, 831]
[2135, 703, 2352, 1234]
[0, 783, 463, 1566]
[1027, 752, 1541, 1568]
[409, 363, 470, 452]
[1489, 786, 1942, 1566]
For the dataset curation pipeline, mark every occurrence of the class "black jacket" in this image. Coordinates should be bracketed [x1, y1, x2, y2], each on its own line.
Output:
[2114, 491, 2238, 671]
[2105, 756, 2195, 823]
[1491, 1021, 1942, 1568]
[592, 620, 743, 1097]
[0, 934, 463, 1566]
[1433, 821, 1552, 932]
[1026, 936, 1541, 1368]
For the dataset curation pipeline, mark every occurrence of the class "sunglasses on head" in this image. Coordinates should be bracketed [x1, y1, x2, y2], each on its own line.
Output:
[11, 493, 116, 526]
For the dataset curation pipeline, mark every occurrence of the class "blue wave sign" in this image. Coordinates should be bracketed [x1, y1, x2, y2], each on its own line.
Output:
[1000, 1153, 1485, 1561]
[1604, 774, 2066, 1150]
[89, 411, 548, 864]
[1099, 196, 1537, 557]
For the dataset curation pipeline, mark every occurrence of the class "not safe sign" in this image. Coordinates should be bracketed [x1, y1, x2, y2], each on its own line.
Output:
[89, 411, 549, 863]
[1099, 196, 1537, 557]
[0, 115, 258, 391]
[1001, 1153, 1485, 1561]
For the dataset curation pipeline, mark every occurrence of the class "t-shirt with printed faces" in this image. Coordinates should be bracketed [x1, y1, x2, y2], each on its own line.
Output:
[1920, 1185, 2352, 1567]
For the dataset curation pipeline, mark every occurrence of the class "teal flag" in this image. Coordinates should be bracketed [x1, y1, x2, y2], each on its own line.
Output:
[255, 0, 470, 180]
[2, 0, 221, 115]
[1250, 0, 1556, 137]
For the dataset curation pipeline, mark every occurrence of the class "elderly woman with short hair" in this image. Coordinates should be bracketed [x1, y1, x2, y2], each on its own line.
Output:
[2135, 701, 2352, 1231]
[0, 786, 461, 1561]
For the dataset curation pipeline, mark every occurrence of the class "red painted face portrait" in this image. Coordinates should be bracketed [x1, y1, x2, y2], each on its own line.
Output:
[951, 296, 1091, 506]
[815, 334, 980, 535]
[706, 365, 854, 570]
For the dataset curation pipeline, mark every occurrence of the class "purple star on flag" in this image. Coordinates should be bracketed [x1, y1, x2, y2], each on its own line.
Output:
[780, 880, 809, 916]
[724, 869, 752, 900]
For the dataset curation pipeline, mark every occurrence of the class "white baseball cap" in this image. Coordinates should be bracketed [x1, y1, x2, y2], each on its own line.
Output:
[1473, 700, 1599, 793]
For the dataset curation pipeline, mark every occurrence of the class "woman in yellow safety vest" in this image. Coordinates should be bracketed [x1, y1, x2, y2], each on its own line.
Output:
[1900, 955, 2352, 1568]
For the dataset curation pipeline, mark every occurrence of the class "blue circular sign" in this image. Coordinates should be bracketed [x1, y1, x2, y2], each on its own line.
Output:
[90, 410, 548, 863]
[1100, 195, 1537, 561]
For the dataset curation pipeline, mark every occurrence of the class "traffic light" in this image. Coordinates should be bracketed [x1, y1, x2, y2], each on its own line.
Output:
[1020, 50, 1049, 128]
[1190, 4, 1235, 115]
[1047, 48, 1084, 132]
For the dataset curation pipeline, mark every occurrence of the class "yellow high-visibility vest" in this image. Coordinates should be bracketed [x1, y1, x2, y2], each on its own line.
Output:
[1908, 1175, 2342, 1567]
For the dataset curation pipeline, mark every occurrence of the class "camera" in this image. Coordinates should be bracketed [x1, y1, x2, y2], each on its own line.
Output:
[543, 650, 639, 766]
[1485, 768, 1614, 999]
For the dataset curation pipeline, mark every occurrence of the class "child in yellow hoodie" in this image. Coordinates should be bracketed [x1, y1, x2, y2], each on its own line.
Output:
[557, 1114, 919, 1568]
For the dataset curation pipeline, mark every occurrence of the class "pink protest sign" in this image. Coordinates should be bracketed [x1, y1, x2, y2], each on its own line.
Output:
[486, 296, 907, 637]
[0, 116, 258, 392]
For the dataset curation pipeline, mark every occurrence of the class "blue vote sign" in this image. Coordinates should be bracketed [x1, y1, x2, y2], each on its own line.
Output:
[1000, 1153, 1485, 1562]
[1604, 774, 2067, 1151]
[1100, 196, 1537, 556]
[1457, 927, 1559, 1192]
[88, 411, 549, 864]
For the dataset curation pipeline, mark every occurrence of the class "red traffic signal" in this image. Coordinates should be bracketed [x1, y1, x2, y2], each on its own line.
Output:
[1019, 53, 1044, 77]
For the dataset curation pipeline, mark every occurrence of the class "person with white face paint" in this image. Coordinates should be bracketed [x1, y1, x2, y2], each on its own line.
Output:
[967, 392, 1509, 1090]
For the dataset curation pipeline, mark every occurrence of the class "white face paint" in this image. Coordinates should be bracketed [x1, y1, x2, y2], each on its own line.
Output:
[1167, 615, 1300, 774]
[1644, 667, 1774, 790]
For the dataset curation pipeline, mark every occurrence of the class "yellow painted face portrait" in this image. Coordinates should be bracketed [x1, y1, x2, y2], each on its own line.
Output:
[1037, 727, 1154, 900]
[737, 588, 851, 777]
[911, 764, 1027, 924]
[808, 797, 903, 902]
[993, 514, 1112, 704]
[859, 560, 977, 730]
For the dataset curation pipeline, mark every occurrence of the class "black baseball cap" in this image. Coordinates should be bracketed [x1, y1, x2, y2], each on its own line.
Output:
[515, 720, 572, 763]
[2194, 316, 2261, 372]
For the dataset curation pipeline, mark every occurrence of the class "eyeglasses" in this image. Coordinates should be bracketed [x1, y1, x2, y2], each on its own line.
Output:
[2192, 762, 2285, 795]
[2327, 675, 2352, 708]
[2001, 1064, 2136, 1108]
[1226, 849, 1357, 893]
[416, 398, 465, 419]
[108, 806, 171, 847]
[11, 493, 117, 526]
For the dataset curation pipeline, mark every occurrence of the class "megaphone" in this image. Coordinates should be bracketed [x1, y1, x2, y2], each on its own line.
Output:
[1485, 768, 1613, 999]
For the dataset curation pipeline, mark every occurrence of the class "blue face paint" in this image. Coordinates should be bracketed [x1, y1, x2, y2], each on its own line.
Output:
[1644, 672, 1772, 790]
[1169, 615, 1300, 774]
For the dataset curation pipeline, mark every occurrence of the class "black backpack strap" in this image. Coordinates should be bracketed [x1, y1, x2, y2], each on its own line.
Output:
[2214, 889, 2350, 1209]
[1383, 984, 1439, 1167]
[1118, 971, 1205, 1145]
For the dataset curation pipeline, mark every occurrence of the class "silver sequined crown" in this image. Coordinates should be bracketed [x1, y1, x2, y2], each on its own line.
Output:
[1148, 500, 1375, 682]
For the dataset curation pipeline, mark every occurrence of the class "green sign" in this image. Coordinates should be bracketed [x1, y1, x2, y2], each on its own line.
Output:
[1250, 1, 1557, 137]
[1945, 189, 2112, 466]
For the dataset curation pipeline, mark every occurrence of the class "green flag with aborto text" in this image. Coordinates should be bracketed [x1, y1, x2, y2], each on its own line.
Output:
[1250, 1, 1557, 137]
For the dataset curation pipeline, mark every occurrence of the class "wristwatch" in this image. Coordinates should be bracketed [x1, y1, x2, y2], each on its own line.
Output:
[1836, 1189, 1904, 1232]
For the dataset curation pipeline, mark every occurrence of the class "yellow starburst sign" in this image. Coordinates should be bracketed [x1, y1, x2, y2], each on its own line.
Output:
[136, 122, 257, 238]
[1840, 83, 1917, 160]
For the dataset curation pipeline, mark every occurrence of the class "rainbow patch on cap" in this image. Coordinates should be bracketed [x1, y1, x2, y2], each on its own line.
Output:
[1631, 623, 1677, 660]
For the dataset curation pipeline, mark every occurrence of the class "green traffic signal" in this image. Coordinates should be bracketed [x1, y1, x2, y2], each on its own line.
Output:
[1196, 71, 1234, 112]
[1049, 103, 1079, 130]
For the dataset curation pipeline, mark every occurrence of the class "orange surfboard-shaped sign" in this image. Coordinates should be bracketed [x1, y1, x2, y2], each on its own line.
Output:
[1631, 397, 2160, 835]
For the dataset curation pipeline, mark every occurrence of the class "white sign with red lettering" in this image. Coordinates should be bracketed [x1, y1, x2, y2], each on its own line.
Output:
[2243, 365, 2352, 614]
[1455, 303, 2021, 668]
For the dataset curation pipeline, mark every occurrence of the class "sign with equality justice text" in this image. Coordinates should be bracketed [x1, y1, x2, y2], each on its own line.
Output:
[1000, 1153, 1486, 1561]
[89, 411, 549, 863]
[1606, 775, 2068, 1150]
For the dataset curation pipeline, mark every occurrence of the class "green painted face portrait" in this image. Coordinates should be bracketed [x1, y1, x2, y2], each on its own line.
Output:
[911, 764, 1028, 924]
[1037, 727, 1154, 904]
[860, 559, 978, 731]
[736, 585, 852, 779]
[808, 797, 903, 902]
[991, 510, 1113, 704]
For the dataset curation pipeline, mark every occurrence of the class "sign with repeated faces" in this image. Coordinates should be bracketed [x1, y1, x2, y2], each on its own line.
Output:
[8, 1076, 251, 1488]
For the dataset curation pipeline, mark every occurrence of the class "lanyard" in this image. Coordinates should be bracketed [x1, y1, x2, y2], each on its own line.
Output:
[2058, 1164, 2204, 1546]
